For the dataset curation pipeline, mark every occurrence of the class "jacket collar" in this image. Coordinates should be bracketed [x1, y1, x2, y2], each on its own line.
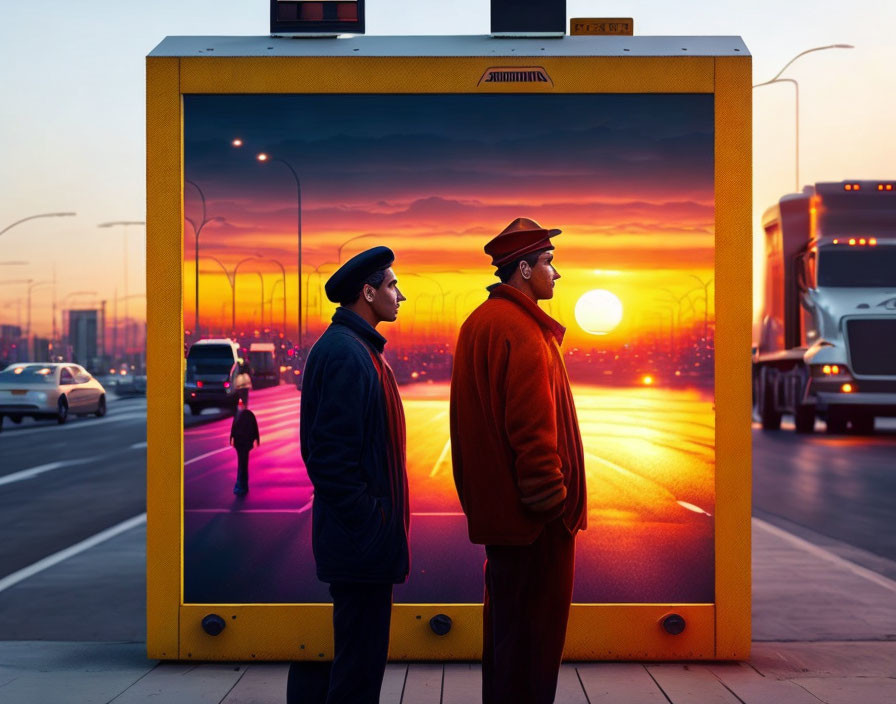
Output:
[487, 283, 566, 344]
[332, 307, 387, 353]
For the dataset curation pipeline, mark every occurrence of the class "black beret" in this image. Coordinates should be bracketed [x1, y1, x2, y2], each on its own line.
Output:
[325, 246, 395, 303]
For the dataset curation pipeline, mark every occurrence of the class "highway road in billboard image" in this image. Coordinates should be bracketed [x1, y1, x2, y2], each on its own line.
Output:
[183, 380, 714, 604]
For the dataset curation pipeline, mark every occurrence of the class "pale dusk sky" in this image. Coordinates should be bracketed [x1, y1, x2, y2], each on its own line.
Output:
[1, 0, 894, 335]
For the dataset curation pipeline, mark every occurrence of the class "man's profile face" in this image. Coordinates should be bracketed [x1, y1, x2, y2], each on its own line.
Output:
[366, 268, 406, 323]
[522, 251, 561, 300]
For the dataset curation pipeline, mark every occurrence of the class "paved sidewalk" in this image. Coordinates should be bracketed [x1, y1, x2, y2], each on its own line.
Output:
[1, 518, 895, 703]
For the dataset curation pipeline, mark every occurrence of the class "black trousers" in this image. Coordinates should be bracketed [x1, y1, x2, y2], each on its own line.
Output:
[483, 519, 575, 704]
[234, 448, 249, 490]
[287, 582, 393, 704]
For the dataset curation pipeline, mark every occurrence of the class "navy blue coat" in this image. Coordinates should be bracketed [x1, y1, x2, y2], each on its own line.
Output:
[300, 307, 409, 584]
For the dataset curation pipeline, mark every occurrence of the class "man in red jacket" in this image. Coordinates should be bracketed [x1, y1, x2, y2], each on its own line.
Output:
[450, 217, 587, 704]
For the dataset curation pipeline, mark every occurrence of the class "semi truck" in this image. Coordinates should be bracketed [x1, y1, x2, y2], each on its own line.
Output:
[753, 180, 896, 433]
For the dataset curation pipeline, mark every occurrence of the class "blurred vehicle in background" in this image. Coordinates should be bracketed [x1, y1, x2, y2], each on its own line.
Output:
[0, 363, 107, 429]
[247, 342, 279, 389]
[754, 180, 896, 434]
[184, 339, 251, 416]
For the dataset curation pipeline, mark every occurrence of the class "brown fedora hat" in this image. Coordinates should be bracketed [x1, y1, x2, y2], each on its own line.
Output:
[484, 217, 562, 267]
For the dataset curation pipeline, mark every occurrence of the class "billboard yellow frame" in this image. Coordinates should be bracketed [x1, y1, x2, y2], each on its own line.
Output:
[147, 36, 751, 662]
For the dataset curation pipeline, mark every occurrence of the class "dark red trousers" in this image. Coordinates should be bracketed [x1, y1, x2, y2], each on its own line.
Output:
[483, 519, 575, 704]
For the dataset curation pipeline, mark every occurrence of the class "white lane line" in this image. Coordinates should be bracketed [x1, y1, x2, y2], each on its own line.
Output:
[184, 447, 231, 466]
[753, 517, 896, 594]
[429, 440, 452, 478]
[0, 457, 94, 487]
[3, 412, 146, 437]
[0, 513, 146, 594]
[130, 441, 147, 450]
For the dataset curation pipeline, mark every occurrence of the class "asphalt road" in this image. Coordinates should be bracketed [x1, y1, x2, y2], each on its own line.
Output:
[752, 414, 896, 572]
[1, 388, 895, 640]
[182, 383, 716, 604]
[0, 394, 147, 578]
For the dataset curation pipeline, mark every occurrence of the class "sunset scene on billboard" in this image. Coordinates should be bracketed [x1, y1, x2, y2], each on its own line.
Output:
[181, 94, 715, 605]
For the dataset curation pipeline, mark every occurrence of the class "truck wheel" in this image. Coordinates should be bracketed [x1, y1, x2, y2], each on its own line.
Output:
[794, 404, 815, 434]
[759, 368, 781, 431]
[826, 408, 847, 434]
[850, 414, 875, 435]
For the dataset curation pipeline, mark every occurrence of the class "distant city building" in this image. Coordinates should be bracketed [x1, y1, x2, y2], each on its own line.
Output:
[0, 326, 26, 367]
[68, 309, 99, 369]
[32, 337, 51, 363]
[0, 325, 22, 341]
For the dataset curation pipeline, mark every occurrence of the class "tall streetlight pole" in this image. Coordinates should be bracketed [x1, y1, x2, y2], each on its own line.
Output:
[184, 179, 224, 338]
[256, 255, 287, 335]
[97, 221, 145, 358]
[27, 281, 53, 346]
[205, 256, 237, 334]
[753, 44, 853, 192]
[308, 261, 338, 325]
[255, 152, 303, 346]
[232, 256, 262, 336]
[0, 212, 75, 237]
[0, 281, 32, 339]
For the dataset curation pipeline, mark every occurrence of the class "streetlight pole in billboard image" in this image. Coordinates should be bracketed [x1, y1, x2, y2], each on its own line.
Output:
[256, 153, 302, 347]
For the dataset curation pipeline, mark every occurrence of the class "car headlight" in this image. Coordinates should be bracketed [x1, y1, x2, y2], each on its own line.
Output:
[34, 392, 48, 401]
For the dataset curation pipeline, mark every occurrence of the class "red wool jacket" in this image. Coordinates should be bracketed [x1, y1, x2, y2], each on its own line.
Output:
[450, 284, 587, 545]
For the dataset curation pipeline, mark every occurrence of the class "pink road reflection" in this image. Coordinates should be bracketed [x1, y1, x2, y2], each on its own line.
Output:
[184, 382, 714, 604]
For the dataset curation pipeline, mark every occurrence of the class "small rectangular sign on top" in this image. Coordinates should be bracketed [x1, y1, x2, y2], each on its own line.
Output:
[570, 18, 634, 36]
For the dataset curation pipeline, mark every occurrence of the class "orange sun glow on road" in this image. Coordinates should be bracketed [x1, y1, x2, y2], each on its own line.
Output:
[574, 289, 624, 336]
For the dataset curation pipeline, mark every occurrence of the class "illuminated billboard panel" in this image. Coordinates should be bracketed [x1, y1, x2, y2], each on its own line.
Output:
[181, 93, 716, 606]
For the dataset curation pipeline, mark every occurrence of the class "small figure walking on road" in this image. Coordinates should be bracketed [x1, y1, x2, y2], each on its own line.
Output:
[230, 396, 260, 496]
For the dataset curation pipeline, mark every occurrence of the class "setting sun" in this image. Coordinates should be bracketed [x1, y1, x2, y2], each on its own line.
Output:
[574, 289, 624, 336]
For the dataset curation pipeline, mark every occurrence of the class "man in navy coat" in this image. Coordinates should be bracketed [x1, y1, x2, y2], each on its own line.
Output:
[288, 246, 409, 704]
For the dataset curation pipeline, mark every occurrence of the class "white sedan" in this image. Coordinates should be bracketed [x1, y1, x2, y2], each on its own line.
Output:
[0, 363, 107, 429]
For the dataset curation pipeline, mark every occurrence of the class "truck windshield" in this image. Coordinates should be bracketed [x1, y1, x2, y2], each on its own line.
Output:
[818, 247, 896, 287]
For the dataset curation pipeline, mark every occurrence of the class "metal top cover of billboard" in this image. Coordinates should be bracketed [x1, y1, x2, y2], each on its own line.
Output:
[271, 0, 364, 35]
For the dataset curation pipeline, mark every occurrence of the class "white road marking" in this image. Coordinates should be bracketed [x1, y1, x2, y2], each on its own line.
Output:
[0, 513, 146, 594]
[0, 457, 94, 487]
[184, 447, 231, 466]
[676, 500, 712, 517]
[130, 441, 147, 450]
[753, 517, 896, 594]
[2, 411, 146, 437]
[429, 439, 452, 478]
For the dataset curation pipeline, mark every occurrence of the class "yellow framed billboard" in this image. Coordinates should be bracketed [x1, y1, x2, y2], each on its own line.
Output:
[146, 35, 751, 661]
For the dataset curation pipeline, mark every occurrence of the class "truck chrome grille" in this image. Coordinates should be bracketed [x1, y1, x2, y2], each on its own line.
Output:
[846, 318, 896, 375]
